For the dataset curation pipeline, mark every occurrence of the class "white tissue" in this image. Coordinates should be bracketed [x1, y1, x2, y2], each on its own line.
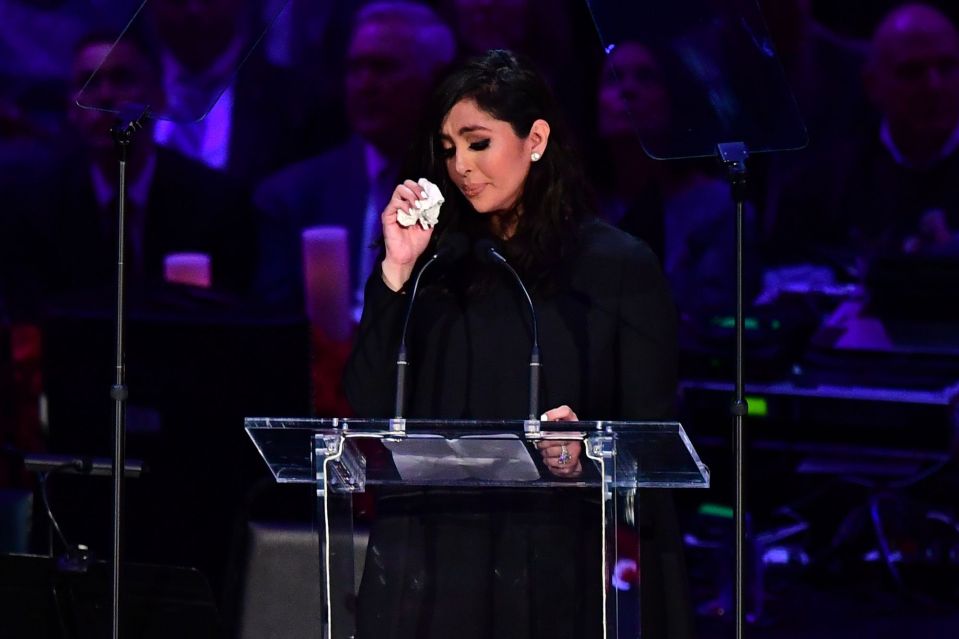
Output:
[397, 178, 444, 230]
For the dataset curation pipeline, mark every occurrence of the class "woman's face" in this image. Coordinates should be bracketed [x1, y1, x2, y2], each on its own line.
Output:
[440, 98, 545, 214]
[598, 42, 671, 142]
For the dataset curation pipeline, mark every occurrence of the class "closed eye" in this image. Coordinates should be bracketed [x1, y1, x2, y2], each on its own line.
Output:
[469, 139, 490, 151]
[441, 146, 455, 159]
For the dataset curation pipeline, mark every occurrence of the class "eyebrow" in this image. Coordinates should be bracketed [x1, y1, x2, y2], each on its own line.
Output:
[459, 124, 491, 134]
[440, 124, 492, 141]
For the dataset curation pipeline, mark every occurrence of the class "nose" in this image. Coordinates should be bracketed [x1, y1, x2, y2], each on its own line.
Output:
[618, 81, 638, 102]
[84, 77, 116, 109]
[453, 149, 472, 177]
[347, 65, 377, 94]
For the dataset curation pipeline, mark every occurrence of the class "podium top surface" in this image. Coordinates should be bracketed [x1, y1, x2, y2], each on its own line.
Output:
[245, 418, 710, 489]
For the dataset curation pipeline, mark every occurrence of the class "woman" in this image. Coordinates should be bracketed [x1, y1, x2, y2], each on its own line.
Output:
[345, 50, 691, 639]
[592, 39, 759, 318]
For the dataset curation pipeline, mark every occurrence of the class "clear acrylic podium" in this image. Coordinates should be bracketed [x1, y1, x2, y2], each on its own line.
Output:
[245, 417, 709, 638]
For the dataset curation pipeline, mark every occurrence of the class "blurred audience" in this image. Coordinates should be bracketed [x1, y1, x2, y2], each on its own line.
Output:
[760, 0, 871, 145]
[766, 3, 959, 271]
[261, 0, 354, 79]
[253, 1, 455, 315]
[757, 0, 871, 255]
[1, 31, 257, 320]
[440, 0, 539, 56]
[147, 0, 345, 182]
[0, 0, 126, 136]
[438, 0, 592, 140]
[593, 40, 759, 318]
[860, 3, 959, 255]
[0, 0, 132, 184]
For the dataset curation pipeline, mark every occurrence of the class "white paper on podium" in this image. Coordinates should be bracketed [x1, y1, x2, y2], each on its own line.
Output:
[384, 435, 540, 482]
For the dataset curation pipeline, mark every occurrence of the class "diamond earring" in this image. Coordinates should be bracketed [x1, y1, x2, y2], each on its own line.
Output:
[531, 152, 542, 162]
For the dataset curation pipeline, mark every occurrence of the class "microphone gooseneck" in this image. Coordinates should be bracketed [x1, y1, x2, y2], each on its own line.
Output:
[394, 232, 469, 419]
[474, 239, 541, 420]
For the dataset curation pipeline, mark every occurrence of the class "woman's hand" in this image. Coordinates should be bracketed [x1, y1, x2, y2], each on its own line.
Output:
[381, 179, 435, 290]
[535, 405, 584, 478]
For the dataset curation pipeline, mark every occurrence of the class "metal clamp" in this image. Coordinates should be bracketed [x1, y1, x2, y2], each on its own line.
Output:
[388, 417, 407, 435]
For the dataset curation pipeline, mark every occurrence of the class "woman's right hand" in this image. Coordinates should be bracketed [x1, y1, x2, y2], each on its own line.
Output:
[380, 179, 435, 291]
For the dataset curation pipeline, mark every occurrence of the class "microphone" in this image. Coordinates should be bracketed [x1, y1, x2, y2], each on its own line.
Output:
[474, 239, 541, 421]
[394, 232, 469, 419]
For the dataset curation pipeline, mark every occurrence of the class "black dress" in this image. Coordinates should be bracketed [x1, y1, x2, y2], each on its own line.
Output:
[344, 219, 693, 638]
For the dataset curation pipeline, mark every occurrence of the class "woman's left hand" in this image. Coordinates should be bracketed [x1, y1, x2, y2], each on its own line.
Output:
[535, 405, 583, 478]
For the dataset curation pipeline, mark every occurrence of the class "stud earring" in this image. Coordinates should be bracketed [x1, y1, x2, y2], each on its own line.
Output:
[531, 152, 542, 162]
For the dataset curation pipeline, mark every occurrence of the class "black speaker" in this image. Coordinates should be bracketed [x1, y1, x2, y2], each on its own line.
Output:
[235, 521, 323, 639]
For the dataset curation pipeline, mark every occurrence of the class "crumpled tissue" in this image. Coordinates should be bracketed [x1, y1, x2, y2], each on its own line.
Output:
[397, 178, 444, 230]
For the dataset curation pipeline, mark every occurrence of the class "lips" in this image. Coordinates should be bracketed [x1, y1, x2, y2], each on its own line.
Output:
[461, 183, 486, 198]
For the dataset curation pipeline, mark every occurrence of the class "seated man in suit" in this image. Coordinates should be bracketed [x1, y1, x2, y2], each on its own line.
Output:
[253, 1, 456, 317]
[147, 0, 346, 183]
[2, 30, 257, 319]
[856, 3, 959, 257]
[766, 3, 959, 271]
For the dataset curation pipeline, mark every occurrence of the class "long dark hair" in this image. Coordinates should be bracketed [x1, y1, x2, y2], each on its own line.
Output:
[410, 49, 595, 293]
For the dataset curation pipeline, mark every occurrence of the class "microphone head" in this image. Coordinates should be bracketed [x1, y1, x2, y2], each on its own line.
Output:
[474, 238, 506, 265]
[434, 231, 469, 264]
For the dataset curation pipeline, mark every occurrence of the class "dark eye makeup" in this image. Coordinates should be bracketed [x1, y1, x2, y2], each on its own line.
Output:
[440, 138, 491, 159]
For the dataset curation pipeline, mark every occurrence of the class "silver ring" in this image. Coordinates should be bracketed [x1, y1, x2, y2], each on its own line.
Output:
[558, 444, 571, 465]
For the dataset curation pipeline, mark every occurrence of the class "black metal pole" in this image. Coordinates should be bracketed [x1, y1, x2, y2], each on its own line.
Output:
[110, 135, 129, 639]
[733, 195, 747, 639]
[108, 106, 149, 639]
[717, 142, 749, 639]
